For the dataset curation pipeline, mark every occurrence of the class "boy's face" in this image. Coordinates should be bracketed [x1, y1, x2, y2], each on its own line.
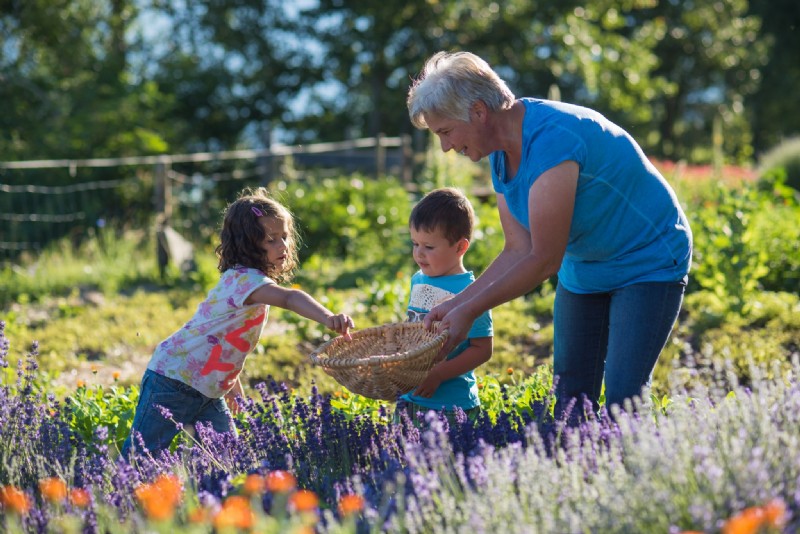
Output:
[409, 225, 466, 277]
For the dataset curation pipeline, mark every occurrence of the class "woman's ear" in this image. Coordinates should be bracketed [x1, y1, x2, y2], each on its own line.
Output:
[471, 100, 488, 122]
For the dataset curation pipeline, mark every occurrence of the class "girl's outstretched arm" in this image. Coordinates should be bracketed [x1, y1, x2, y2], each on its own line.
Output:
[246, 284, 354, 338]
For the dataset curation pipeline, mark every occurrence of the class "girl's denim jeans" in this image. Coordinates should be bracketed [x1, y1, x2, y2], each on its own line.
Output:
[553, 280, 685, 419]
[121, 369, 235, 458]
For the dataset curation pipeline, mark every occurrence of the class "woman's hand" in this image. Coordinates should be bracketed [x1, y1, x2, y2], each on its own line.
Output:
[423, 298, 458, 331]
[429, 303, 475, 359]
[325, 313, 354, 340]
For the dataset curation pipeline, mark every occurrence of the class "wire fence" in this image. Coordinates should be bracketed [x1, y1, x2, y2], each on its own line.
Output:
[0, 135, 418, 267]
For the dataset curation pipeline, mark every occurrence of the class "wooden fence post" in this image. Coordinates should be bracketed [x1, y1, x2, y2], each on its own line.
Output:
[154, 157, 172, 278]
[375, 133, 386, 178]
[401, 133, 413, 184]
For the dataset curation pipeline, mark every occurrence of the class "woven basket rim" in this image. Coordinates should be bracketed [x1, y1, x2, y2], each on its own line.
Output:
[309, 322, 448, 370]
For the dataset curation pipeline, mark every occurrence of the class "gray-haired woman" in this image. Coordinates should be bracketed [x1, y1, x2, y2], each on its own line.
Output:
[410, 51, 692, 420]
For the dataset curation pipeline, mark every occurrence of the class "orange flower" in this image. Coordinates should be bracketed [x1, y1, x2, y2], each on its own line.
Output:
[112, 371, 120, 381]
[289, 490, 319, 513]
[338, 494, 365, 516]
[506, 367, 514, 375]
[77, 380, 86, 388]
[69, 488, 91, 508]
[243, 474, 265, 495]
[134, 473, 183, 521]
[266, 470, 296, 493]
[0, 486, 31, 515]
[214, 496, 254, 530]
[722, 506, 765, 534]
[762, 499, 787, 529]
[39, 477, 68, 503]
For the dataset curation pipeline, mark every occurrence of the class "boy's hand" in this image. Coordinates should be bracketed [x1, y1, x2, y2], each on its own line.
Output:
[414, 365, 444, 398]
[326, 313, 354, 340]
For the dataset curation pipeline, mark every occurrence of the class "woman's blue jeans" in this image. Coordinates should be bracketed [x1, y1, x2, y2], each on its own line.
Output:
[121, 369, 235, 458]
[553, 280, 685, 419]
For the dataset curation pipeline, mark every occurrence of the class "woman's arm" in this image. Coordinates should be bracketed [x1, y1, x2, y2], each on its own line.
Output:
[246, 284, 354, 337]
[427, 160, 579, 353]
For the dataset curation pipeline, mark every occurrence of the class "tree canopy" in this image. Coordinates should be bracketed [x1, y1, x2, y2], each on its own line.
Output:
[1, 0, 797, 164]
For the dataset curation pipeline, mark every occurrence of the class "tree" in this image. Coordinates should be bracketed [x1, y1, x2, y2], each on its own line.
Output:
[637, 0, 768, 162]
[148, 0, 312, 151]
[747, 0, 800, 154]
[0, 0, 173, 165]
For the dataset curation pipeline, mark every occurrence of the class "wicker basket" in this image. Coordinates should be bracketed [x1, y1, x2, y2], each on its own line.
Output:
[309, 322, 448, 401]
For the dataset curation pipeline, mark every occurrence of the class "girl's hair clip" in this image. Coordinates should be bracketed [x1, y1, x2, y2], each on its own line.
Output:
[251, 206, 264, 217]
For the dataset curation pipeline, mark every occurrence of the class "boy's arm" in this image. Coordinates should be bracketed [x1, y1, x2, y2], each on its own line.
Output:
[413, 336, 493, 398]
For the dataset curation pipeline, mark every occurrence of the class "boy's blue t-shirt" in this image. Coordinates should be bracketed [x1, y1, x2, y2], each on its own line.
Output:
[490, 98, 692, 294]
[400, 271, 493, 410]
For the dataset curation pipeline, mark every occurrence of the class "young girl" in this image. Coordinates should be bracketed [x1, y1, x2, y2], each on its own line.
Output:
[121, 187, 354, 458]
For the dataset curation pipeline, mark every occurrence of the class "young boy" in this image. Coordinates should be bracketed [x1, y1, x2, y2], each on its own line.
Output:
[395, 187, 493, 425]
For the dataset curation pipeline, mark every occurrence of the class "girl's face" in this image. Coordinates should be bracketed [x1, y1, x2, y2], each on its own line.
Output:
[410, 225, 466, 277]
[259, 216, 290, 269]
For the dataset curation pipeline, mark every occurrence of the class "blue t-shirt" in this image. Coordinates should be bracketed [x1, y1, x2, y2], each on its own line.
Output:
[490, 98, 692, 294]
[400, 271, 493, 410]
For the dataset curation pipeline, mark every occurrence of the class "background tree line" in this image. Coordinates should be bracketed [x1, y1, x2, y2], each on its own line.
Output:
[1, 0, 798, 173]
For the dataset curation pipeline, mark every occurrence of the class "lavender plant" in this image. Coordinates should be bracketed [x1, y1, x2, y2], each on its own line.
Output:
[0, 319, 796, 533]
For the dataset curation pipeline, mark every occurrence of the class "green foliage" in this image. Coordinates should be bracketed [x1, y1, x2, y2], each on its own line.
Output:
[757, 136, 800, 192]
[0, 227, 160, 308]
[68, 382, 139, 453]
[273, 174, 411, 269]
[688, 181, 771, 315]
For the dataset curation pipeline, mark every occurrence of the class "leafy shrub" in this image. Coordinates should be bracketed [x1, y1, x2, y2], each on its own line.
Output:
[688, 181, 770, 314]
[757, 135, 800, 191]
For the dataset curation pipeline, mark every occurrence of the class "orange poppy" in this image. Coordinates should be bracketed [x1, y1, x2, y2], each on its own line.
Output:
[134, 473, 183, 521]
[266, 470, 296, 493]
[0, 486, 31, 515]
[338, 494, 365, 516]
[69, 488, 91, 508]
[39, 477, 68, 503]
[289, 490, 319, 513]
[214, 495, 254, 530]
[243, 474, 266, 495]
[762, 499, 787, 529]
[722, 506, 765, 534]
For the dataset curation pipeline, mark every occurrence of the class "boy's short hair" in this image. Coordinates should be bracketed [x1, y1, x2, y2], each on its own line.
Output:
[409, 187, 474, 244]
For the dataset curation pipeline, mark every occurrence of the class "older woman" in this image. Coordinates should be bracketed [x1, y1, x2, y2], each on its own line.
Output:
[409, 51, 692, 419]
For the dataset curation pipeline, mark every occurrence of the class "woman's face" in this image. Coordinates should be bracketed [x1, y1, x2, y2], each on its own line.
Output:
[423, 110, 485, 162]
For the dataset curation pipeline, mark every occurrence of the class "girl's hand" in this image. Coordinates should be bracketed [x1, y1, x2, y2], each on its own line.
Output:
[326, 313, 354, 340]
[224, 380, 246, 414]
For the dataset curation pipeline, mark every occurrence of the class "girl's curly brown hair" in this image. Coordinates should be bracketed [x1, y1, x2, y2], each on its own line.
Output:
[215, 187, 300, 284]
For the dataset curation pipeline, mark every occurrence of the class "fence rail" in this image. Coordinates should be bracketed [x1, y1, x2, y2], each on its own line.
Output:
[0, 135, 421, 268]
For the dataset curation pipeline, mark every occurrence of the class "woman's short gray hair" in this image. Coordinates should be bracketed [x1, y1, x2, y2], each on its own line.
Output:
[407, 51, 516, 129]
